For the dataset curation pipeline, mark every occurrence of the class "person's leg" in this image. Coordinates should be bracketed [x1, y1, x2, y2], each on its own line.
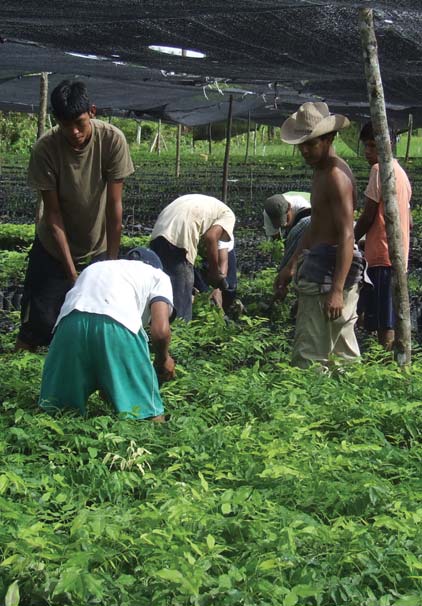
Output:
[329, 284, 361, 362]
[292, 280, 331, 368]
[363, 266, 395, 350]
[151, 237, 194, 321]
[92, 316, 166, 420]
[17, 238, 73, 350]
[222, 248, 238, 312]
[39, 311, 95, 414]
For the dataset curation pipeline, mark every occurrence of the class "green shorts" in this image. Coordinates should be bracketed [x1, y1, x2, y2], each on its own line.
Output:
[39, 310, 164, 419]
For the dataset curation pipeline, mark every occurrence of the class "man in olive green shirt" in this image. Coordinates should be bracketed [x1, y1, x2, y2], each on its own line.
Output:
[17, 79, 134, 350]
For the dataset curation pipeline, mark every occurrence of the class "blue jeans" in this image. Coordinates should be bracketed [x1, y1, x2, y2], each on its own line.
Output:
[150, 237, 194, 321]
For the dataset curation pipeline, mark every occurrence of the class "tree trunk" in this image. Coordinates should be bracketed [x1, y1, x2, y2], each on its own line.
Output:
[222, 95, 233, 203]
[37, 72, 48, 140]
[36, 72, 48, 223]
[359, 7, 411, 365]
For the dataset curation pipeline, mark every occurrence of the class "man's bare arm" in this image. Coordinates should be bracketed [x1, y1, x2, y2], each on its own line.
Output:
[42, 190, 78, 283]
[325, 168, 355, 320]
[150, 300, 175, 382]
[354, 197, 378, 242]
[202, 224, 229, 287]
[106, 179, 124, 260]
[273, 225, 311, 298]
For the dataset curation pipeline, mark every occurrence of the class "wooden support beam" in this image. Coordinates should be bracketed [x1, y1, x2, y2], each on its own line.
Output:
[244, 111, 251, 163]
[359, 7, 411, 365]
[175, 123, 181, 177]
[222, 94, 233, 204]
[37, 72, 48, 140]
[405, 114, 413, 164]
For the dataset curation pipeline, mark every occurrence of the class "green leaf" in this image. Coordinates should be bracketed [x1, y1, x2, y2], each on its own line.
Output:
[198, 471, 208, 491]
[221, 502, 231, 515]
[206, 534, 215, 550]
[5, 580, 20, 606]
[156, 569, 185, 584]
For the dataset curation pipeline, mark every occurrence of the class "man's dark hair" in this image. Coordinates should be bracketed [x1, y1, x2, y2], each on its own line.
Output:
[360, 121, 394, 143]
[360, 122, 375, 142]
[50, 80, 91, 121]
[319, 131, 337, 142]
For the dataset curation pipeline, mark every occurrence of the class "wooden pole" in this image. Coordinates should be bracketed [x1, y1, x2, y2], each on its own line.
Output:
[157, 119, 161, 155]
[136, 122, 142, 145]
[360, 8, 411, 365]
[175, 123, 181, 177]
[244, 111, 251, 163]
[36, 72, 48, 223]
[222, 94, 234, 203]
[405, 114, 413, 164]
[37, 72, 48, 140]
[208, 123, 212, 156]
[253, 123, 257, 156]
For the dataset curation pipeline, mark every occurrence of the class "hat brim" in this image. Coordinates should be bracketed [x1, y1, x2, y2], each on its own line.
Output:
[281, 114, 350, 145]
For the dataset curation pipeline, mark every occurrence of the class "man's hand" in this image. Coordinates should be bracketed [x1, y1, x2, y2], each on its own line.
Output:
[206, 269, 228, 290]
[274, 265, 294, 300]
[324, 287, 344, 320]
[154, 355, 176, 384]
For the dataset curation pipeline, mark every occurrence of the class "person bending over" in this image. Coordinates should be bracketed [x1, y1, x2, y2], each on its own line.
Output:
[39, 248, 175, 422]
[150, 193, 235, 321]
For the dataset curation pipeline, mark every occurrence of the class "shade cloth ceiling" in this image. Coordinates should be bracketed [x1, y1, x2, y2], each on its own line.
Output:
[1, 1, 422, 128]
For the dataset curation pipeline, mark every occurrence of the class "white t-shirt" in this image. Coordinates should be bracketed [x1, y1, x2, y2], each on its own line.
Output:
[151, 194, 236, 265]
[55, 260, 173, 334]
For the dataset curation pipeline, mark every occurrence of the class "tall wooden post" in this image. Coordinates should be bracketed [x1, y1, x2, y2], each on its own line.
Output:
[37, 72, 48, 140]
[157, 119, 161, 155]
[136, 122, 142, 145]
[253, 122, 257, 156]
[36, 72, 48, 223]
[360, 8, 411, 365]
[405, 114, 413, 164]
[208, 123, 212, 156]
[222, 94, 233, 204]
[175, 123, 181, 177]
[244, 111, 251, 163]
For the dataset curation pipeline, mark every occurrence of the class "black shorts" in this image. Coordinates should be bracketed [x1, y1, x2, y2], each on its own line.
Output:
[358, 266, 395, 331]
[18, 237, 106, 347]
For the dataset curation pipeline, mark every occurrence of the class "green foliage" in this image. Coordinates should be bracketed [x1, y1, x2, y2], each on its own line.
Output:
[0, 113, 37, 155]
[1, 269, 422, 604]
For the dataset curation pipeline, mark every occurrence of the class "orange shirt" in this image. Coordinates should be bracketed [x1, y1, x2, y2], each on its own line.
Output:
[364, 159, 412, 270]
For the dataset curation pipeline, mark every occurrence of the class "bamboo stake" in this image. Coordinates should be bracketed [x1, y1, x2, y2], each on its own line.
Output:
[136, 122, 142, 145]
[222, 94, 233, 203]
[157, 119, 161, 155]
[253, 123, 257, 156]
[244, 111, 251, 163]
[175, 123, 181, 178]
[208, 123, 212, 156]
[405, 114, 413, 164]
[359, 7, 411, 365]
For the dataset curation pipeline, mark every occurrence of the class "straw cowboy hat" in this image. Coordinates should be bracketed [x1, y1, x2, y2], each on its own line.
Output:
[281, 102, 350, 145]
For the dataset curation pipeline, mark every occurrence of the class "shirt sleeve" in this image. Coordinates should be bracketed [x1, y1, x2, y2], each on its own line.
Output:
[27, 138, 58, 191]
[212, 207, 236, 240]
[105, 129, 135, 182]
[364, 164, 381, 204]
[148, 271, 174, 312]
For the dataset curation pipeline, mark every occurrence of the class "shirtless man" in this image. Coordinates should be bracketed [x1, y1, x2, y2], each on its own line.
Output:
[274, 102, 364, 368]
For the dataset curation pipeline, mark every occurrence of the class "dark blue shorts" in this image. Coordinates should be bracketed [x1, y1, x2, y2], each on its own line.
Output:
[150, 236, 193, 321]
[358, 266, 395, 331]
